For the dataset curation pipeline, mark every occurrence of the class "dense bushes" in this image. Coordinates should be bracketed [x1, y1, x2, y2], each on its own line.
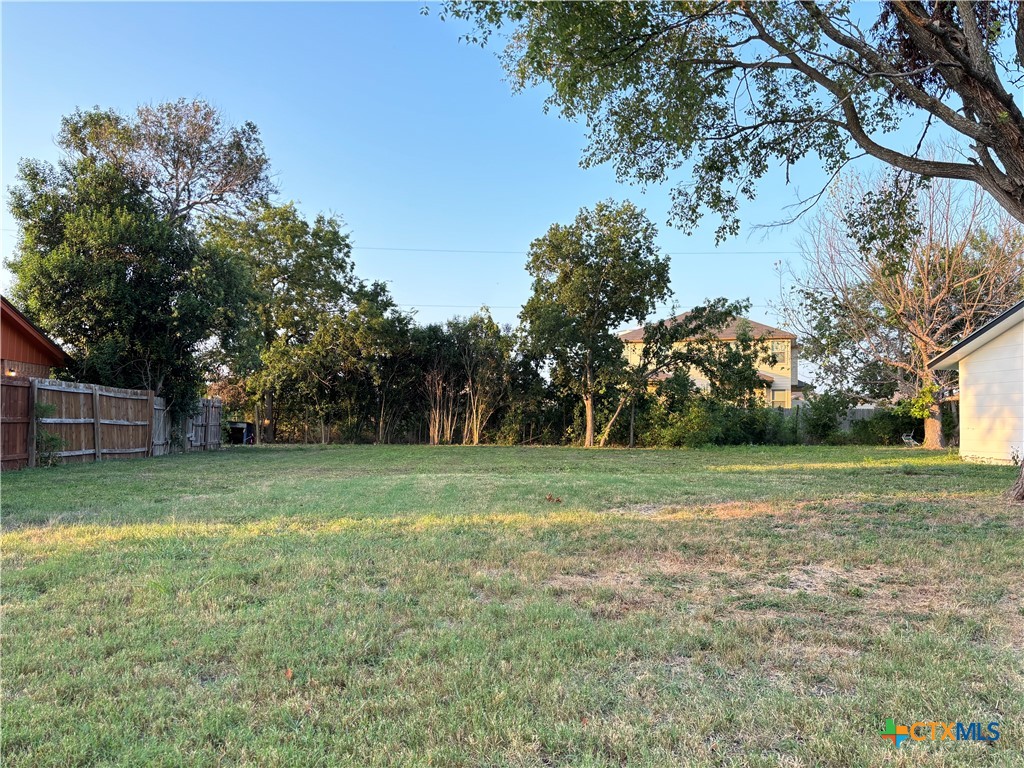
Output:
[625, 394, 923, 448]
[644, 399, 799, 447]
[847, 410, 922, 445]
[801, 392, 854, 443]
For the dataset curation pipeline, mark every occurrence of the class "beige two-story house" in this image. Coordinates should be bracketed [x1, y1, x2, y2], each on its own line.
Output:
[619, 314, 803, 408]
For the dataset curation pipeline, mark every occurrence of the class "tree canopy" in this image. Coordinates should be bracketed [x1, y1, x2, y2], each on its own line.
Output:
[58, 98, 273, 223]
[6, 157, 250, 417]
[203, 202, 356, 442]
[521, 200, 672, 447]
[442, 1, 1024, 238]
[204, 203, 355, 362]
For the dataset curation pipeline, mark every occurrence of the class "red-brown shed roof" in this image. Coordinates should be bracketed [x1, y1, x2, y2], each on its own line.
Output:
[1, 296, 71, 368]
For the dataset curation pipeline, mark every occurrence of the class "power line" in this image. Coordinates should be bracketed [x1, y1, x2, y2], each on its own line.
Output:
[353, 245, 800, 256]
[1, 228, 801, 256]
[396, 303, 521, 310]
[396, 302, 775, 310]
[355, 246, 524, 255]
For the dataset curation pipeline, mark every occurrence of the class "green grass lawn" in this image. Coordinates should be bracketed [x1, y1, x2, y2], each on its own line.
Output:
[2, 445, 1022, 767]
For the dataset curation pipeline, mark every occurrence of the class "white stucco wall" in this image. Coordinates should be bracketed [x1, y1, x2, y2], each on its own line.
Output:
[958, 321, 1024, 463]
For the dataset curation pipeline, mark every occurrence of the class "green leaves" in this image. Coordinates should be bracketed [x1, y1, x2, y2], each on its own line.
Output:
[521, 200, 671, 446]
[6, 157, 248, 418]
[840, 173, 926, 276]
[204, 202, 355, 356]
[442, 1, 1024, 234]
[57, 99, 273, 222]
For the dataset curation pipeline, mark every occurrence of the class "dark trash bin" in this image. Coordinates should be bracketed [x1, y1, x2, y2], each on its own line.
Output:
[227, 421, 255, 445]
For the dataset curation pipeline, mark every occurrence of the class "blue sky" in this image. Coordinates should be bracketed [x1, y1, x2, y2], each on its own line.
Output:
[3, 1, 837, 332]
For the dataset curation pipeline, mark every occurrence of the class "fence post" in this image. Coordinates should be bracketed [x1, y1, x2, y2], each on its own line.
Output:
[27, 379, 37, 469]
[146, 391, 155, 457]
[91, 385, 103, 462]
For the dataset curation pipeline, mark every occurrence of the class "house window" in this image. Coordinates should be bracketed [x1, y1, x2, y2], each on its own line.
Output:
[771, 389, 788, 409]
[771, 341, 789, 365]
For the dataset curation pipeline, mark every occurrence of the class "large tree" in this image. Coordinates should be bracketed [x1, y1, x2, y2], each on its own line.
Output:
[8, 99, 273, 421]
[204, 202, 355, 441]
[521, 200, 671, 447]
[443, 2, 1024, 237]
[58, 98, 273, 222]
[6, 158, 250, 417]
[782, 172, 1024, 447]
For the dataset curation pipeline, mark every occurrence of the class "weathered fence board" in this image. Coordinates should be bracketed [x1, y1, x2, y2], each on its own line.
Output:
[30, 380, 154, 464]
[152, 397, 171, 456]
[184, 398, 223, 452]
[1, 378, 221, 470]
[1, 377, 32, 470]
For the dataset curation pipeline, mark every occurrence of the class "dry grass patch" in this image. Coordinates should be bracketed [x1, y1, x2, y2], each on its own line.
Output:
[607, 500, 810, 520]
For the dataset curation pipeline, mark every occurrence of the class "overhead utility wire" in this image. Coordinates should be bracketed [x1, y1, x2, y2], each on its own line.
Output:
[353, 246, 800, 256]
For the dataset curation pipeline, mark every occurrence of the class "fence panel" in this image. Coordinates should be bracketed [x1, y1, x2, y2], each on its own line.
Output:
[206, 399, 222, 450]
[96, 385, 152, 460]
[185, 403, 205, 451]
[840, 406, 877, 431]
[183, 398, 222, 452]
[0, 377, 32, 470]
[3, 380, 222, 470]
[152, 397, 171, 456]
[34, 380, 100, 463]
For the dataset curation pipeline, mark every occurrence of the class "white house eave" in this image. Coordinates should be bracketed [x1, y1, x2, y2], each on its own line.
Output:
[929, 301, 1024, 370]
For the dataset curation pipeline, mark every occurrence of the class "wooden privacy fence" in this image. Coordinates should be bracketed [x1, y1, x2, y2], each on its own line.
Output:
[0, 377, 221, 469]
[31, 379, 154, 465]
[151, 395, 223, 454]
[185, 397, 223, 452]
[1, 377, 31, 470]
[152, 396, 172, 457]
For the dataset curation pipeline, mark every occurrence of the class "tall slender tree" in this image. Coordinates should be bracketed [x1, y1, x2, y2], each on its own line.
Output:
[521, 200, 671, 447]
[452, 310, 515, 445]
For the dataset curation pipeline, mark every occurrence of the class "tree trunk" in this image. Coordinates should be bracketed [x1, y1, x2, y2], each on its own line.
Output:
[264, 390, 275, 444]
[598, 395, 628, 448]
[583, 394, 595, 448]
[583, 358, 595, 448]
[923, 405, 943, 449]
[1009, 463, 1024, 502]
[253, 403, 262, 446]
[629, 401, 636, 448]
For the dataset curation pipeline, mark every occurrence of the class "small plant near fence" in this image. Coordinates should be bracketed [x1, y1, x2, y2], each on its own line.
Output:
[34, 402, 66, 467]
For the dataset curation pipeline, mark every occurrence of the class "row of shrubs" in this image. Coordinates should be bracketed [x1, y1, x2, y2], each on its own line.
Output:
[633, 395, 922, 448]
[265, 390, 927, 448]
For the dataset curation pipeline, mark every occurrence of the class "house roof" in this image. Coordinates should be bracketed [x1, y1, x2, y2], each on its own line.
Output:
[648, 370, 775, 385]
[1, 296, 71, 367]
[619, 314, 796, 343]
[928, 299, 1024, 371]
